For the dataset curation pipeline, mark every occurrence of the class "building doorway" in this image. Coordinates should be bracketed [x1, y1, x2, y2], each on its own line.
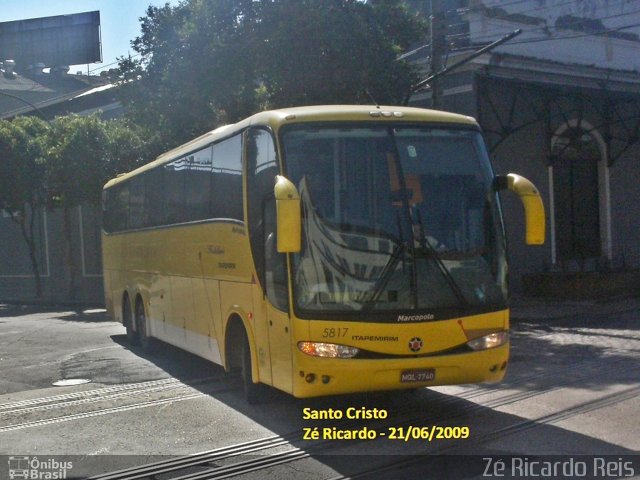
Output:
[550, 121, 609, 268]
[553, 127, 600, 261]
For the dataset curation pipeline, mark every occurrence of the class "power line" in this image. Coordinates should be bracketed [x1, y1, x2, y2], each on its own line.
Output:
[507, 21, 640, 45]
[443, 0, 590, 22]
[402, 6, 640, 70]
[448, 21, 640, 53]
[0, 91, 52, 124]
[450, 6, 640, 38]
[445, 0, 635, 39]
[465, 0, 629, 21]
[88, 53, 142, 75]
[445, 7, 640, 44]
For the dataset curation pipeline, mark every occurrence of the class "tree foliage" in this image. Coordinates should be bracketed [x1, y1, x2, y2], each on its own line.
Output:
[44, 115, 152, 208]
[117, 0, 426, 146]
[104, 119, 161, 178]
[0, 116, 49, 296]
[44, 114, 151, 299]
[45, 114, 109, 208]
[0, 116, 48, 214]
[2, 1, 427, 298]
[254, 0, 422, 107]
[0, 114, 149, 298]
[118, 1, 259, 149]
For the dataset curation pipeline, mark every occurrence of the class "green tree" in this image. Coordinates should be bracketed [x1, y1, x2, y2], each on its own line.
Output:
[46, 115, 108, 208]
[0, 117, 49, 297]
[118, 0, 426, 146]
[0, 113, 150, 300]
[43, 114, 151, 299]
[103, 119, 159, 178]
[44, 114, 108, 299]
[117, 0, 260, 148]
[254, 0, 423, 107]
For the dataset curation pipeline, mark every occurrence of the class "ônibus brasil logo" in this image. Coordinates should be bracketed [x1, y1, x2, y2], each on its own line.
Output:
[8, 456, 73, 479]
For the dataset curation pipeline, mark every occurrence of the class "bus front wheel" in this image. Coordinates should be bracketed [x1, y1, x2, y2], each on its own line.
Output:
[241, 332, 262, 404]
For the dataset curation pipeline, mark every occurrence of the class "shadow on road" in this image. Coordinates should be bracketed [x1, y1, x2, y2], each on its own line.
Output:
[3, 304, 636, 478]
[97, 313, 640, 479]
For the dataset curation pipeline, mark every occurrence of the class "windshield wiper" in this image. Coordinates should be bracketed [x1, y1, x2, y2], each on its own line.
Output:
[360, 240, 406, 311]
[413, 206, 469, 306]
[361, 210, 408, 311]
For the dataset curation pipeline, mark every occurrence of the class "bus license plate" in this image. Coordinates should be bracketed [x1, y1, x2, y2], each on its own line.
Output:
[401, 369, 435, 383]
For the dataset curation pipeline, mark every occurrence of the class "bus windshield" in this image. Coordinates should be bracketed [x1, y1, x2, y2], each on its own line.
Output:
[282, 124, 508, 319]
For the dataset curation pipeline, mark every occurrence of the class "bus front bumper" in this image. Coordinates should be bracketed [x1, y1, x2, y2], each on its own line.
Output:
[291, 343, 509, 398]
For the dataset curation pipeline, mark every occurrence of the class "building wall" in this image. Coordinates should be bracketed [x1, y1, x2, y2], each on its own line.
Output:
[464, 0, 640, 287]
[0, 205, 104, 304]
[470, 0, 640, 72]
[609, 145, 640, 269]
[463, 74, 640, 291]
[480, 102, 551, 291]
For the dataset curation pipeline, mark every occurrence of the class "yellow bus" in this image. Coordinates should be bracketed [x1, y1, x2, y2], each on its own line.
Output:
[102, 105, 544, 402]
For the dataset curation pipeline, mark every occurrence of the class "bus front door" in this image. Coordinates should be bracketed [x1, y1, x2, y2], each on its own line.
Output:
[263, 225, 293, 393]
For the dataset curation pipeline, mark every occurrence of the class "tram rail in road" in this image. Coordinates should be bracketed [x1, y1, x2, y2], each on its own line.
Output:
[86, 354, 640, 480]
[1, 305, 637, 479]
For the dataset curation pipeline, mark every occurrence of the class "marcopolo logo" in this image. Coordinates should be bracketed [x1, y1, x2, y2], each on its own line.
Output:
[8, 456, 73, 480]
[397, 313, 435, 322]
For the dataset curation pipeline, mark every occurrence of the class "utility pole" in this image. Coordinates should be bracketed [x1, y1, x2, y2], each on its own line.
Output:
[429, 0, 446, 109]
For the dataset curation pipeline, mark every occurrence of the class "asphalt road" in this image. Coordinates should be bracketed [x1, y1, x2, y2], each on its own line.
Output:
[0, 300, 638, 479]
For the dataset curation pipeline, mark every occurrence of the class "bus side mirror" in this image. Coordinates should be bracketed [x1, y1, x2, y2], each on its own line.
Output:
[494, 173, 545, 245]
[274, 175, 301, 253]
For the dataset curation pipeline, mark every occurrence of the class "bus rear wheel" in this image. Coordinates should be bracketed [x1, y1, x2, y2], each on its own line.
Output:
[241, 332, 262, 404]
[135, 299, 153, 352]
[123, 295, 138, 346]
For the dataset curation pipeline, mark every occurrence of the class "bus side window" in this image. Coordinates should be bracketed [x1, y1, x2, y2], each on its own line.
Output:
[212, 135, 243, 220]
[164, 158, 186, 225]
[144, 167, 165, 227]
[111, 183, 129, 232]
[129, 176, 145, 229]
[184, 146, 213, 222]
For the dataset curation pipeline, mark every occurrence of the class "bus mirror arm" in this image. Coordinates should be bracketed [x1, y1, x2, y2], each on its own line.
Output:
[274, 175, 302, 253]
[494, 174, 546, 246]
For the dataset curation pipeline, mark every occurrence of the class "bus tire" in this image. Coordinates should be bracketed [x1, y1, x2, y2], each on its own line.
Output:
[135, 298, 153, 352]
[123, 294, 138, 346]
[241, 331, 261, 404]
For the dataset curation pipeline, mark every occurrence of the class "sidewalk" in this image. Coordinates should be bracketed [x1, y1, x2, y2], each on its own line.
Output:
[509, 294, 640, 322]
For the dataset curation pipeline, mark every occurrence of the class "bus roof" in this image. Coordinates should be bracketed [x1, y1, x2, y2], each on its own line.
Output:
[104, 105, 478, 189]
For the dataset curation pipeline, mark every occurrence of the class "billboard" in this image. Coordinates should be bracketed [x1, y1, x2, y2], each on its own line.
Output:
[0, 11, 101, 68]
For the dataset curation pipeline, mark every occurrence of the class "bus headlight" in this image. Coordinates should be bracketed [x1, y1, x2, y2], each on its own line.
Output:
[466, 331, 509, 351]
[298, 342, 359, 358]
